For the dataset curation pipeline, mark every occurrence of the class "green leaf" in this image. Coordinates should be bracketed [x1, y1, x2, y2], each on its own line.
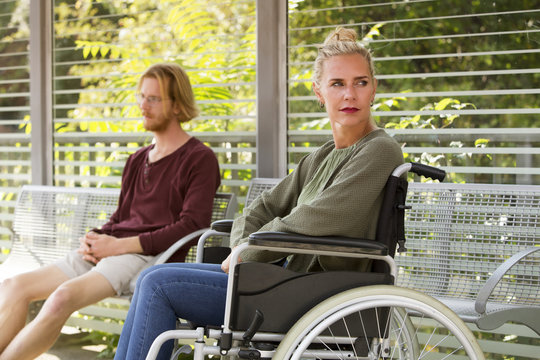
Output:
[90, 46, 100, 57]
[435, 98, 457, 111]
[475, 138, 490, 147]
[99, 46, 110, 57]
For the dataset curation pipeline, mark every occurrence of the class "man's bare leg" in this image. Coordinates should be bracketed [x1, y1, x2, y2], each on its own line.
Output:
[0, 265, 69, 353]
[0, 270, 116, 360]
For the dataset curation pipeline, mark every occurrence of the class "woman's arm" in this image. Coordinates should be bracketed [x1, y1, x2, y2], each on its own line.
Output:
[232, 135, 403, 265]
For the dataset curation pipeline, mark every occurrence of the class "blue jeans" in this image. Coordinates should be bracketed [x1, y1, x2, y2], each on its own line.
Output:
[114, 262, 227, 360]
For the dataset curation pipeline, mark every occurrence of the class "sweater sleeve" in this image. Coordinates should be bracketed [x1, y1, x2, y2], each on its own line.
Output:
[232, 135, 403, 264]
[229, 159, 307, 247]
[138, 148, 221, 258]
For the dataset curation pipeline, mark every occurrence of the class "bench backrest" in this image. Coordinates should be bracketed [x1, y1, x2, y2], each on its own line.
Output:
[13, 186, 121, 266]
[245, 178, 283, 207]
[395, 182, 540, 308]
[9, 185, 236, 268]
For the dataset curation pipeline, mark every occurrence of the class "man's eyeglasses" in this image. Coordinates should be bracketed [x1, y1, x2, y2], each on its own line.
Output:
[135, 93, 167, 106]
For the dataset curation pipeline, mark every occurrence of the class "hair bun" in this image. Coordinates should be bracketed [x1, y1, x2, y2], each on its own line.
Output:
[323, 26, 358, 45]
[313, 26, 375, 84]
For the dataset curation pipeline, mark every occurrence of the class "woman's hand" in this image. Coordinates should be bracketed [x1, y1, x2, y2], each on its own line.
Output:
[221, 248, 241, 274]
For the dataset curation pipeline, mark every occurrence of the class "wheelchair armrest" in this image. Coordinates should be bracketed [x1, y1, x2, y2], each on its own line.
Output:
[248, 231, 389, 256]
[211, 219, 234, 233]
[195, 222, 234, 263]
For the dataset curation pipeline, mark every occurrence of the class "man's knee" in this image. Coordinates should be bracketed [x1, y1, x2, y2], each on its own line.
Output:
[39, 285, 77, 318]
[0, 276, 32, 304]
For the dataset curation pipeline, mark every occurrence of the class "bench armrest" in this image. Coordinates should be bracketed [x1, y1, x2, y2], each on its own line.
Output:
[153, 228, 209, 265]
[248, 231, 389, 256]
[475, 246, 540, 314]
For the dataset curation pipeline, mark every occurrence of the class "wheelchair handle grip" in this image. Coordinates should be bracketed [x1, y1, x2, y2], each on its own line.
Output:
[410, 162, 446, 181]
[211, 219, 234, 233]
[392, 162, 446, 182]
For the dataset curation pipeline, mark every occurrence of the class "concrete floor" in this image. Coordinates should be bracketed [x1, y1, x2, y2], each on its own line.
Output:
[36, 327, 113, 360]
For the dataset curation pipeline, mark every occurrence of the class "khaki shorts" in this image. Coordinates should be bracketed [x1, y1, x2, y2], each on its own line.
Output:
[54, 249, 157, 296]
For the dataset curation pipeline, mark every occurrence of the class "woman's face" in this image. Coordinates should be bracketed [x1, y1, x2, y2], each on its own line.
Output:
[313, 54, 377, 132]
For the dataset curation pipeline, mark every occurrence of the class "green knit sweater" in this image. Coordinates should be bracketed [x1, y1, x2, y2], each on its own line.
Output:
[230, 128, 404, 272]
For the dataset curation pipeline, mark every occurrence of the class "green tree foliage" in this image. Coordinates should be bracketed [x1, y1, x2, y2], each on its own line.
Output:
[52, 0, 256, 187]
[287, 0, 539, 184]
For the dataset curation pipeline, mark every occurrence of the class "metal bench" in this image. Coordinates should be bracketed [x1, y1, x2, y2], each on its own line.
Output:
[0, 185, 237, 334]
[396, 182, 540, 358]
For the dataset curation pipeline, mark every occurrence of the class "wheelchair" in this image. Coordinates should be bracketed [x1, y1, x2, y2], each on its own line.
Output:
[146, 162, 485, 360]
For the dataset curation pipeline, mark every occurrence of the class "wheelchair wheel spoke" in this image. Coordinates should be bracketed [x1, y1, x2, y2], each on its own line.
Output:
[356, 308, 371, 354]
[274, 286, 484, 360]
[339, 316, 359, 358]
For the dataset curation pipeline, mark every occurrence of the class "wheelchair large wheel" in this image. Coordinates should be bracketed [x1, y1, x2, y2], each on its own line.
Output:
[274, 285, 484, 360]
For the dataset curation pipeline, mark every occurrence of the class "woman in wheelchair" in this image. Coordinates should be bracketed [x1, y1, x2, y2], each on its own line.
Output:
[114, 26, 404, 360]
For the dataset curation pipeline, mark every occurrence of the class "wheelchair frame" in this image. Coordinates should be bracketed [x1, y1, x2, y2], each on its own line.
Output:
[145, 163, 486, 360]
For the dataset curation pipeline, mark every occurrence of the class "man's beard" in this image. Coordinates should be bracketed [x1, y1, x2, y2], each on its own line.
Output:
[143, 114, 175, 132]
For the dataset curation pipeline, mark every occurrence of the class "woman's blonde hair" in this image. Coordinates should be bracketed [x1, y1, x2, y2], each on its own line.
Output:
[137, 63, 199, 123]
[313, 27, 375, 85]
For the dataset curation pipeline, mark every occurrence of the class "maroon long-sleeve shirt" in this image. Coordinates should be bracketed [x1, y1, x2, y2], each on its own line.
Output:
[96, 137, 221, 262]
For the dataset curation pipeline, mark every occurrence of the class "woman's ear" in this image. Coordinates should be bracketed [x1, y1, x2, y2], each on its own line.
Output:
[312, 82, 323, 103]
[371, 77, 378, 101]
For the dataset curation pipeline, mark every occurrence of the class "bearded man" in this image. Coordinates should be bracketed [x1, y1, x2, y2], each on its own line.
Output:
[0, 63, 221, 360]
